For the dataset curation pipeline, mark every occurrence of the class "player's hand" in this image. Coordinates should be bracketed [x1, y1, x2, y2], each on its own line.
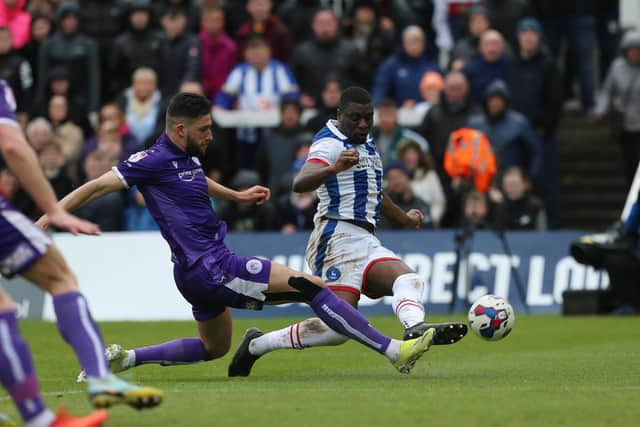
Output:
[332, 149, 359, 173]
[405, 209, 424, 229]
[238, 185, 271, 205]
[44, 208, 101, 236]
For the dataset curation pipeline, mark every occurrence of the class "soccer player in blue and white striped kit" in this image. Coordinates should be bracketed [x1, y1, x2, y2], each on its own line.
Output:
[228, 87, 467, 376]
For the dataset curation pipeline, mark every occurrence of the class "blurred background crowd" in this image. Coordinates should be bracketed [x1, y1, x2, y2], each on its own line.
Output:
[0, 0, 638, 235]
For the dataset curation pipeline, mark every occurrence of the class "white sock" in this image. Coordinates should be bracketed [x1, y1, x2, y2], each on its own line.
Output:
[25, 409, 54, 427]
[249, 318, 348, 356]
[384, 339, 401, 362]
[122, 350, 136, 369]
[391, 273, 426, 329]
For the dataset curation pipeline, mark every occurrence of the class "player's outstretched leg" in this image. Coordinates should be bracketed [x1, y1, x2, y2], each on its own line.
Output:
[277, 272, 434, 374]
[0, 307, 56, 427]
[22, 247, 163, 410]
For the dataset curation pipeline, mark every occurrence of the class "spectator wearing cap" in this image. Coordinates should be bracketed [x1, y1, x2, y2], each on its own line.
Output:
[372, 25, 441, 107]
[467, 79, 542, 181]
[379, 160, 433, 229]
[343, 0, 395, 91]
[214, 36, 299, 170]
[492, 166, 546, 231]
[109, 0, 163, 97]
[0, 0, 31, 50]
[450, 5, 490, 71]
[290, 8, 361, 108]
[158, 6, 201, 98]
[462, 29, 511, 104]
[19, 12, 51, 90]
[396, 139, 446, 226]
[218, 169, 279, 232]
[254, 99, 313, 191]
[594, 31, 640, 187]
[506, 17, 562, 227]
[199, 6, 237, 100]
[236, 0, 293, 62]
[36, 1, 101, 131]
[0, 26, 32, 115]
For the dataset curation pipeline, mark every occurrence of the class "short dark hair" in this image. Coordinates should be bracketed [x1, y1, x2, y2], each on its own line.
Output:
[339, 86, 371, 110]
[245, 35, 269, 50]
[166, 93, 211, 126]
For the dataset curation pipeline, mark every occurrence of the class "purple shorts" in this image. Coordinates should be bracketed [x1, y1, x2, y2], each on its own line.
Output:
[0, 199, 51, 278]
[173, 249, 272, 321]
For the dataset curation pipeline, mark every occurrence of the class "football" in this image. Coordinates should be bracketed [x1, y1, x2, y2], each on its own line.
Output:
[468, 294, 515, 340]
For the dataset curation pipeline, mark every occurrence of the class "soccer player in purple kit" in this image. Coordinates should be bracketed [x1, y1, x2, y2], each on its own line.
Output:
[43, 93, 435, 380]
[0, 80, 162, 427]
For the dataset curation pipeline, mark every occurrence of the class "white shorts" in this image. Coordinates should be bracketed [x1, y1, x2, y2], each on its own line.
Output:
[305, 219, 399, 296]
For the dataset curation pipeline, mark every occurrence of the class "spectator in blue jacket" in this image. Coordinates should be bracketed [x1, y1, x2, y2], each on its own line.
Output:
[462, 29, 511, 104]
[372, 25, 441, 107]
[467, 79, 542, 181]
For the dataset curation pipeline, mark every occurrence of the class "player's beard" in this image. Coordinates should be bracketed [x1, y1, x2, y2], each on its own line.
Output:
[185, 131, 206, 158]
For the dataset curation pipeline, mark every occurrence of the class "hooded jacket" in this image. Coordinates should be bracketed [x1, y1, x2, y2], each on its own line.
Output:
[467, 80, 542, 178]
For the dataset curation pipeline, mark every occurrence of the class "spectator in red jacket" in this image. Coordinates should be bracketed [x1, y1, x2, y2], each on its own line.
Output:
[0, 0, 31, 50]
[235, 0, 293, 62]
[199, 5, 237, 100]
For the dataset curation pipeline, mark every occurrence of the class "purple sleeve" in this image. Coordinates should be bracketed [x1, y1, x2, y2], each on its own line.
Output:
[113, 150, 157, 188]
[0, 81, 18, 126]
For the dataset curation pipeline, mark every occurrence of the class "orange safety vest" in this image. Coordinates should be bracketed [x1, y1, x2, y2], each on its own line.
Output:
[443, 128, 497, 193]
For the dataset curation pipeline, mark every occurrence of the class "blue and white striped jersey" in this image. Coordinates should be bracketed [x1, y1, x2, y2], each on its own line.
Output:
[307, 120, 383, 227]
[215, 59, 299, 143]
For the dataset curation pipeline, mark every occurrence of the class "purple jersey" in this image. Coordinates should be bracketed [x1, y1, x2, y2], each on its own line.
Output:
[114, 133, 227, 266]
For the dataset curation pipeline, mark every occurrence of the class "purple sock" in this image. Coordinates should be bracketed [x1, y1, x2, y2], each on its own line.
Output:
[134, 338, 212, 366]
[309, 288, 391, 354]
[53, 292, 109, 378]
[0, 310, 48, 423]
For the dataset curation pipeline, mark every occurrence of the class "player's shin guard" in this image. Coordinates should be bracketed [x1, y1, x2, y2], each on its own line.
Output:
[391, 273, 426, 329]
[134, 338, 213, 366]
[249, 318, 347, 356]
[289, 277, 391, 354]
[0, 310, 54, 426]
[53, 292, 109, 379]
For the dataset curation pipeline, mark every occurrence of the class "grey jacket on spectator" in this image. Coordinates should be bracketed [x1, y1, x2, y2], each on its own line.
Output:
[594, 32, 640, 133]
[36, 4, 101, 115]
[158, 29, 201, 98]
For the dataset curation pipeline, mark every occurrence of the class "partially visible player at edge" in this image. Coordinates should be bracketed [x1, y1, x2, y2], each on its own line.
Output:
[228, 87, 467, 376]
[0, 79, 162, 427]
[39, 93, 435, 380]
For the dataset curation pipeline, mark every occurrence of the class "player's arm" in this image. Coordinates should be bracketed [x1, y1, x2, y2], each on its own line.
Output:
[206, 177, 270, 205]
[36, 170, 125, 229]
[0, 123, 100, 235]
[292, 149, 359, 193]
[380, 191, 424, 229]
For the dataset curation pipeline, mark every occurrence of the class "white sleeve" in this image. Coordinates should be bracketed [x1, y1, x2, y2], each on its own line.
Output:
[306, 137, 344, 166]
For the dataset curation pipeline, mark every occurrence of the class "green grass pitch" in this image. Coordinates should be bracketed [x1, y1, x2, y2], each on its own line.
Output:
[1, 315, 639, 426]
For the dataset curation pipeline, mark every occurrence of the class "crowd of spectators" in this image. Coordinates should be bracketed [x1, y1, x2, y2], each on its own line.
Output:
[0, 0, 636, 235]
